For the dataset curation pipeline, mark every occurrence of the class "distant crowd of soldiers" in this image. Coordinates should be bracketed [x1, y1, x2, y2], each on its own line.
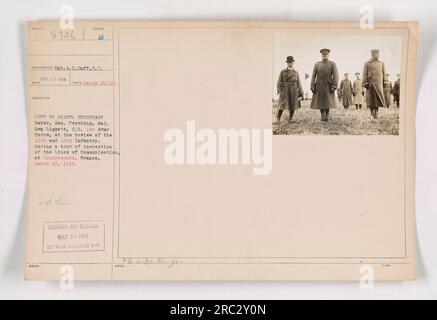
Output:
[276, 49, 401, 123]
[338, 71, 400, 110]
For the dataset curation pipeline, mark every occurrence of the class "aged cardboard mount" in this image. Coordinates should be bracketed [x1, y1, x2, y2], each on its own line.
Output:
[26, 21, 418, 281]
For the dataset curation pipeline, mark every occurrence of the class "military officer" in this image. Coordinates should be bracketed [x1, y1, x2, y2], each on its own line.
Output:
[339, 73, 353, 109]
[384, 74, 393, 108]
[362, 49, 388, 119]
[393, 74, 401, 107]
[310, 49, 339, 122]
[276, 56, 304, 123]
[353, 72, 365, 109]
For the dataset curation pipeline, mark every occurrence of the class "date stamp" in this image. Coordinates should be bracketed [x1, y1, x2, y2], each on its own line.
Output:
[43, 221, 105, 253]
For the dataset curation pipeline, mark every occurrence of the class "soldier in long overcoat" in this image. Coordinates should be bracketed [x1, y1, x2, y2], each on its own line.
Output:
[353, 72, 365, 109]
[276, 56, 304, 123]
[362, 49, 388, 119]
[310, 48, 339, 121]
[384, 74, 393, 108]
[393, 74, 401, 107]
[339, 73, 353, 109]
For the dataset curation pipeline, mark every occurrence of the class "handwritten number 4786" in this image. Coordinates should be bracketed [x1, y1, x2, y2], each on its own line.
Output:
[50, 30, 75, 40]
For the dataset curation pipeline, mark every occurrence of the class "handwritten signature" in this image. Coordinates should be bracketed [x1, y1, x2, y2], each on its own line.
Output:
[38, 197, 71, 208]
[121, 258, 182, 269]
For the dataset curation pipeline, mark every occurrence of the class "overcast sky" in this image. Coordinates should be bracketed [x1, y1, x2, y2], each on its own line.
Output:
[273, 31, 403, 97]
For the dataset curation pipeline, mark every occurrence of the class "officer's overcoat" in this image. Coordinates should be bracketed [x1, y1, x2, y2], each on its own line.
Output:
[310, 60, 339, 110]
[339, 79, 353, 107]
[384, 81, 393, 107]
[393, 79, 400, 106]
[363, 58, 388, 108]
[353, 79, 365, 105]
[277, 69, 303, 111]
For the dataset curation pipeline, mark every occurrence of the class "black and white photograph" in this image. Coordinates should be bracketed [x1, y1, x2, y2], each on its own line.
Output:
[273, 31, 403, 135]
[2, 0, 437, 303]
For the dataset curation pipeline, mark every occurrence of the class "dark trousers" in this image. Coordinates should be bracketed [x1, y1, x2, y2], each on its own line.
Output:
[320, 109, 330, 120]
[277, 109, 294, 122]
[393, 95, 400, 107]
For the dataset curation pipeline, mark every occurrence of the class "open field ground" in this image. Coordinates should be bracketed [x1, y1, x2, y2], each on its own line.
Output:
[272, 100, 400, 135]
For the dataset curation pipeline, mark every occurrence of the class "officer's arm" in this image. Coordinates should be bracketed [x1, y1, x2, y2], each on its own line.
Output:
[297, 72, 304, 97]
[382, 63, 388, 88]
[276, 71, 282, 94]
[331, 62, 339, 91]
[362, 63, 369, 88]
[310, 64, 317, 92]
